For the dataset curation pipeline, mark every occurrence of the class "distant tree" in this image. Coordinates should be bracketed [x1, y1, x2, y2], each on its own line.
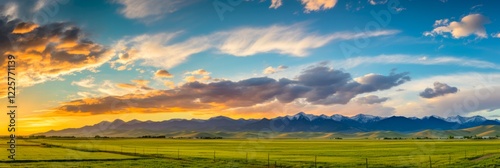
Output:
[95, 135, 101, 138]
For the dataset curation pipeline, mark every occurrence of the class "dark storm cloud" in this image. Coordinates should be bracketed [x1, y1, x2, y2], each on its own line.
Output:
[355, 95, 389, 104]
[55, 65, 411, 115]
[419, 82, 458, 99]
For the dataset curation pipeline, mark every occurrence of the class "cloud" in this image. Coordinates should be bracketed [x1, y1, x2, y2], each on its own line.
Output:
[71, 77, 97, 88]
[401, 86, 500, 117]
[1, 0, 69, 22]
[32, 0, 49, 12]
[97, 80, 153, 97]
[12, 21, 38, 33]
[224, 98, 396, 118]
[185, 69, 210, 75]
[419, 82, 458, 99]
[270, 0, 282, 9]
[0, 17, 113, 96]
[301, 0, 338, 13]
[263, 65, 288, 74]
[268, 0, 338, 12]
[392, 7, 405, 12]
[52, 64, 409, 115]
[131, 79, 150, 86]
[154, 69, 174, 78]
[334, 54, 500, 70]
[112, 0, 196, 22]
[113, 32, 209, 69]
[164, 80, 176, 89]
[183, 69, 212, 83]
[184, 75, 211, 83]
[117, 80, 152, 91]
[1, 2, 18, 20]
[215, 24, 396, 57]
[373, 72, 500, 117]
[493, 33, 500, 38]
[369, 0, 388, 5]
[355, 95, 389, 104]
[114, 23, 398, 69]
[344, 1, 364, 11]
[424, 14, 491, 38]
[76, 92, 96, 99]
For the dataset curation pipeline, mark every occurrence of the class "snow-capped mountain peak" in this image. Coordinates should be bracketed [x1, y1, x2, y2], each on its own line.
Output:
[423, 115, 445, 120]
[330, 114, 348, 121]
[445, 115, 487, 124]
[350, 114, 383, 123]
[288, 112, 318, 121]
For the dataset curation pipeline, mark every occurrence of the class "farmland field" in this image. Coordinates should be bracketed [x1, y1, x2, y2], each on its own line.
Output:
[2, 138, 500, 167]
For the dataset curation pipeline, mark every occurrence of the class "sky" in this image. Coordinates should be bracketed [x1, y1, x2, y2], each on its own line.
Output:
[0, 0, 500, 135]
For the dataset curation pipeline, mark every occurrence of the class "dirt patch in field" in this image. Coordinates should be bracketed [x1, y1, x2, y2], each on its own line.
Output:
[471, 154, 495, 161]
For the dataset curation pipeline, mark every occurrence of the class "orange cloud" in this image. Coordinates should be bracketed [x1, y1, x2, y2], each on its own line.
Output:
[12, 22, 38, 34]
[185, 69, 210, 75]
[154, 69, 173, 78]
[51, 65, 410, 116]
[0, 19, 114, 96]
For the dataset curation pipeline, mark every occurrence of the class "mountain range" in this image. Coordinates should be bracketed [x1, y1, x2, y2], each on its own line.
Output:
[37, 112, 500, 137]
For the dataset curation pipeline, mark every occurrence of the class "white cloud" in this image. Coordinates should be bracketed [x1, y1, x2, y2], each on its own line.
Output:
[114, 24, 398, 69]
[216, 24, 339, 57]
[1, 2, 18, 19]
[433, 19, 449, 27]
[1, 0, 69, 22]
[369, 0, 388, 5]
[269, 0, 338, 12]
[424, 14, 491, 39]
[270, 0, 282, 9]
[493, 33, 500, 38]
[301, 0, 338, 13]
[113, 32, 210, 69]
[32, 0, 51, 13]
[335, 54, 500, 70]
[76, 92, 97, 99]
[71, 77, 97, 88]
[112, 0, 194, 21]
[392, 7, 405, 12]
[263, 65, 288, 74]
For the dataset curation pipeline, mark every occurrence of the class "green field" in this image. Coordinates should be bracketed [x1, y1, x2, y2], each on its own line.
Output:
[2, 138, 499, 167]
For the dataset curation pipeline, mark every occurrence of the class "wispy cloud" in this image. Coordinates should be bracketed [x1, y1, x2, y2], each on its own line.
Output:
[334, 54, 500, 70]
[71, 77, 97, 88]
[112, 0, 197, 22]
[368, 0, 388, 5]
[114, 23, 399, 69]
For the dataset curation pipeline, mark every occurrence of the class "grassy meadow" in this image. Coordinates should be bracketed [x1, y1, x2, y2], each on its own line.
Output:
[1, 138, 499, 167]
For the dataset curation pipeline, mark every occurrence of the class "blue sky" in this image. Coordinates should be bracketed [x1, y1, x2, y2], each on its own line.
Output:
[1, 0, 500, 134]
